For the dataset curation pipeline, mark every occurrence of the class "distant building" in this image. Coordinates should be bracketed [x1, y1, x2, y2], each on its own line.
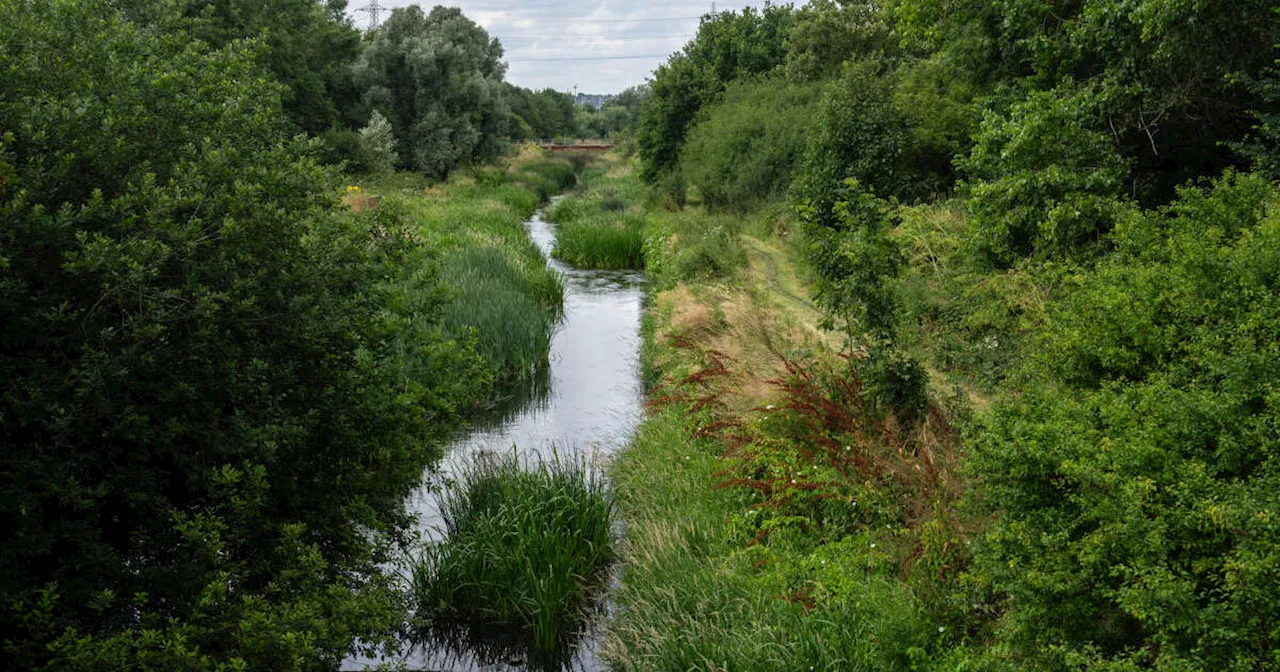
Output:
[575, 93, 613, 109]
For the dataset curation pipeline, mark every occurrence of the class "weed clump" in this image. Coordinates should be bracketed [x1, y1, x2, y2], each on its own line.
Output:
[411, 454, 615, 656]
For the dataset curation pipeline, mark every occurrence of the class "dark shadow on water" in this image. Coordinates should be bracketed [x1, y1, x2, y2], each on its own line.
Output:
[468, 362, 554, 434]
[408, 609, 598, 672]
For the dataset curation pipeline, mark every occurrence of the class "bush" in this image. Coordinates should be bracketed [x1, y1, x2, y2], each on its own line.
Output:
[802, 180, 904, 343]
[959, 88, 1131, 267]
[359, 110, 399, 175]
[969, 173, 1280, 669]
[679, 76, 821, 211]
[412, 454, 614, 657]
[321, 126, 371, 172]
[863, 346, 929, 426]
[792, 60, 915, 229]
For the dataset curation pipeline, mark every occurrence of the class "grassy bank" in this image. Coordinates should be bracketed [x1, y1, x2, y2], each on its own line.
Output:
[356, 149, 581, 388]
[576, 155, 971, 669]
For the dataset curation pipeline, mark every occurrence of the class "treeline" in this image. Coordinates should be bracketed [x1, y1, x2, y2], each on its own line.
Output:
[0, 0, 580, 669]
[507, 84, 649, 142]
[638, 0, 1280, 668]
[110, 0, 645, 179]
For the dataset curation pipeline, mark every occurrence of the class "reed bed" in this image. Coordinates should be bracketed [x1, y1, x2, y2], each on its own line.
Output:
[546, 166, 649, 271]
[552, 215, 647, 270]
[411, 454, 615, 655]
[361, 155, 576, 383]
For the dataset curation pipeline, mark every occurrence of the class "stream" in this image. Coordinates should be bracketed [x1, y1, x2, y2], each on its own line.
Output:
[344, 199, 646, 671]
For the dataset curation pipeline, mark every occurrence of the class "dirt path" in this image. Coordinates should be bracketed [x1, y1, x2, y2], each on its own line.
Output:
[742, 234, 843, 351]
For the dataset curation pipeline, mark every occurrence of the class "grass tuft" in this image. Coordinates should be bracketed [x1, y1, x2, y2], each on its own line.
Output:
[411, 453, 615, 655]
[552, 214, 647, 270]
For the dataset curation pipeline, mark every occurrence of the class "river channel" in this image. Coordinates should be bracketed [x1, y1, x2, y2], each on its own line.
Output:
[345, 199, 645, 671]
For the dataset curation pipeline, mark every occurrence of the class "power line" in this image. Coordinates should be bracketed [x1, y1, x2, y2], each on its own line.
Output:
[498, 34, 694, 43]
[472, 14, 709, 24]
[506, 54, 675, 62]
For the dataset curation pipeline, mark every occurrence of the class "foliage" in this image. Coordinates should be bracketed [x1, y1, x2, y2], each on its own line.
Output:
[792, 60, 915, 227]
[895, 0, 1280, 201]
[356, 5, 508, 177]
[969, 173, 1280, 669]
[1238, 30, 1280, 179]
[412, 454, 614, 657]
[801, 180, 904, 344]
[680, 76, 821, 211]
[959, 87, 1132, 266]
[644, 210, 747, 290]
[637, 5, 796, 183]
[126, 0, 363, 135]
[784, 0, 895, 82]
[358, 110, 399, 175]
[891, 204, 1040, 391]
[545, 160, 646, 270]
[577, 85, 650, 140]
[0, 1, 482, 666]
[362, 155, 577, 384]
[505, 85, 579, 141]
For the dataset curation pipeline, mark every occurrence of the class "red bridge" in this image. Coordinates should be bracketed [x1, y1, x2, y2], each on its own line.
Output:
[543, 143, 613, 152]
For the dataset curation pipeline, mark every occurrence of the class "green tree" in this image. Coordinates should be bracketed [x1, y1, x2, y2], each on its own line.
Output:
[895, 0, 1280, 201]
[792, 60, 914, 229]
[0, 1, 483, 666]
[359, 110, 399, 174]
[784, 0, 894, 82]
[125, 0, 363, 135]
[356, 5, 509, 177]
[636, 5, 795, 183]
[680, 76, 820, 211]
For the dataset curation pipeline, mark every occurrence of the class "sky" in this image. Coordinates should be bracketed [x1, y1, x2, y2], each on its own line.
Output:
[348, 1, 772, 94]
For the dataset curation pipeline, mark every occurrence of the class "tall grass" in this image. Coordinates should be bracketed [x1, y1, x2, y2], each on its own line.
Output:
[546, 161, 649, 270]
[361, 154, 577, 384]
[411, 454, 614, 656]
[439, 248, 559, 378]
[604, 405, 938, 670]
[552, 214, 647, 270]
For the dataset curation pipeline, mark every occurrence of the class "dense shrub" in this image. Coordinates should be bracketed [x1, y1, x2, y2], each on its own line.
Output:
[959, 88, 1132, 267]
[896, 0, 1280, 202]
[680, 77, 820, 211]
[1, 2, 482, 666]
[359, 110, 399, 175]
[637, 6, 796, 183]
[792, 61, 915, 229]
[802, 180, 904, 342]
[970, 174, 1280, 669]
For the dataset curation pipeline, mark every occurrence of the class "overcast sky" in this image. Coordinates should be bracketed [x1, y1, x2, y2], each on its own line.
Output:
[348, 1, 773, 94]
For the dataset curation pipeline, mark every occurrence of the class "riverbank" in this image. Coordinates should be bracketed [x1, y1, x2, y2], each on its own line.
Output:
[353, 148, 583, 396]
[569, 155, 970, 669]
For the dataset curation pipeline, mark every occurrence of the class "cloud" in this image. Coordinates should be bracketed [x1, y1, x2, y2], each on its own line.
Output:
[350, 1, 771, 93]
